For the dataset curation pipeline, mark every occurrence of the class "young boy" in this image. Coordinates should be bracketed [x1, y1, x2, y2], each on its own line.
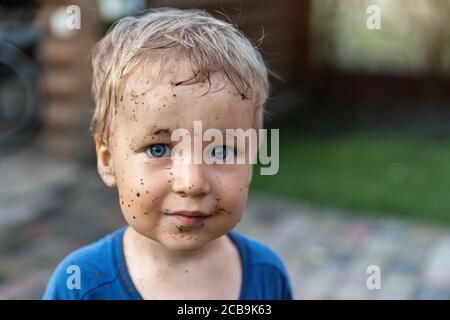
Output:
[43, 8, 293, 300]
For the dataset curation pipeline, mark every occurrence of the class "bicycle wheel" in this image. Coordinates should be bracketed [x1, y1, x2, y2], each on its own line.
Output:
[0, 40, 42, 152]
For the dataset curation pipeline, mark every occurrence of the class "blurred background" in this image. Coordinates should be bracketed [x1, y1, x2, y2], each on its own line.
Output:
[0, 0, 449, 299]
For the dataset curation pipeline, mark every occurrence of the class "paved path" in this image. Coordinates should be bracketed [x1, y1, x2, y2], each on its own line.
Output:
[1, 144, 449, 299]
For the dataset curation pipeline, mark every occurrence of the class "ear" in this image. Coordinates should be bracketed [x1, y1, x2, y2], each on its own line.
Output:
[95, 138, 116, 188]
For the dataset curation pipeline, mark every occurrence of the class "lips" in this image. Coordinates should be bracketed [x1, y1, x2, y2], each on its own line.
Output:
[168, 210, 210, 217]
[167, 210, 211, 227]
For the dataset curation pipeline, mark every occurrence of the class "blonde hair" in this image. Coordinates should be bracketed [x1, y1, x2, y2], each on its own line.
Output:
[90, 7, 269, 142]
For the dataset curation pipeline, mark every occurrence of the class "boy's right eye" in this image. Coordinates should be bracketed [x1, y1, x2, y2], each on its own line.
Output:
[146, 144, 171, 158]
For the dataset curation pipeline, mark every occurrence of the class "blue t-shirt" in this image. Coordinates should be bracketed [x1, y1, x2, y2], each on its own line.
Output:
[43, 226, 293, 300]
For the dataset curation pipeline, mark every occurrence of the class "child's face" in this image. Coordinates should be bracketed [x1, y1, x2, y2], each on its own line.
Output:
[97, 61, 257, 251]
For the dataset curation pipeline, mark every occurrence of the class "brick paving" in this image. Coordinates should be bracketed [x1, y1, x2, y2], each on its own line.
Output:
[1, 144, 450, 299]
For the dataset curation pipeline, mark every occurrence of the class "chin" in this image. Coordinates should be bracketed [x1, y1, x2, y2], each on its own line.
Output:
[161, 233, 214, 251]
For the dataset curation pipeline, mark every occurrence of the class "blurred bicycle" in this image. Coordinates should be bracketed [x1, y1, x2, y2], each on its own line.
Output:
[0, 0, 42, 153]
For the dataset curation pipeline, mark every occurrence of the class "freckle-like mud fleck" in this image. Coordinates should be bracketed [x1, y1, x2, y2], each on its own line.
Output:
[216, 207, 231, 215]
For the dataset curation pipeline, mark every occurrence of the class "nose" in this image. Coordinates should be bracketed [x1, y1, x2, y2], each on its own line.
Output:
[171, 163, 210, 197]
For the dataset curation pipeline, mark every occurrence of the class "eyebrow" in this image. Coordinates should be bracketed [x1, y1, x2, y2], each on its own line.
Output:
[150, 127, 171, 136]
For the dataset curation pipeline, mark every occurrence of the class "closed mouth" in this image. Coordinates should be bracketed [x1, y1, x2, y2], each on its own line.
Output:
[167, 210, 211, 218]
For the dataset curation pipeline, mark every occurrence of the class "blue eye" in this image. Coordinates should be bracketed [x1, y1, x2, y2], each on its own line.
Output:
[211, 145, 234, 160]
[146, 144, 171, 158]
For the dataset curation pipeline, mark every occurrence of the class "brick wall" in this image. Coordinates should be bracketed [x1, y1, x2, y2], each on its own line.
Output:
[36, 0, 101, 161]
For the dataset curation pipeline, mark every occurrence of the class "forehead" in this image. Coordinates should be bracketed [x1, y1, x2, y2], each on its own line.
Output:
[114, 60, 258, 137]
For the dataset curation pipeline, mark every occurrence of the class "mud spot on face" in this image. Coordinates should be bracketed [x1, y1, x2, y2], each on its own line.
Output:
[217, 208, 230, 215]
[136, 192, 140, 197]
[240, 93, 248, 100]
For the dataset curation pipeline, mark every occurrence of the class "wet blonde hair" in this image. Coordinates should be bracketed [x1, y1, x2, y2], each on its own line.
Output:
[90, 7, 269, 143]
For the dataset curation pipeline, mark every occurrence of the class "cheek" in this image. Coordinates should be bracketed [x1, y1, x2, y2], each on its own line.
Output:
[115, 158, 169, 220]
[212, 164, 252, 213]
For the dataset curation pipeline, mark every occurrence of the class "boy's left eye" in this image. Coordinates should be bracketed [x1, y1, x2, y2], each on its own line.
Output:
[146, 144, 171, 158]
[211, 145, 235, 161]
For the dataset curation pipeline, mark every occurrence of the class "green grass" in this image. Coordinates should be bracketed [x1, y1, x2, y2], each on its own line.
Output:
[250, 133, 450, 224]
